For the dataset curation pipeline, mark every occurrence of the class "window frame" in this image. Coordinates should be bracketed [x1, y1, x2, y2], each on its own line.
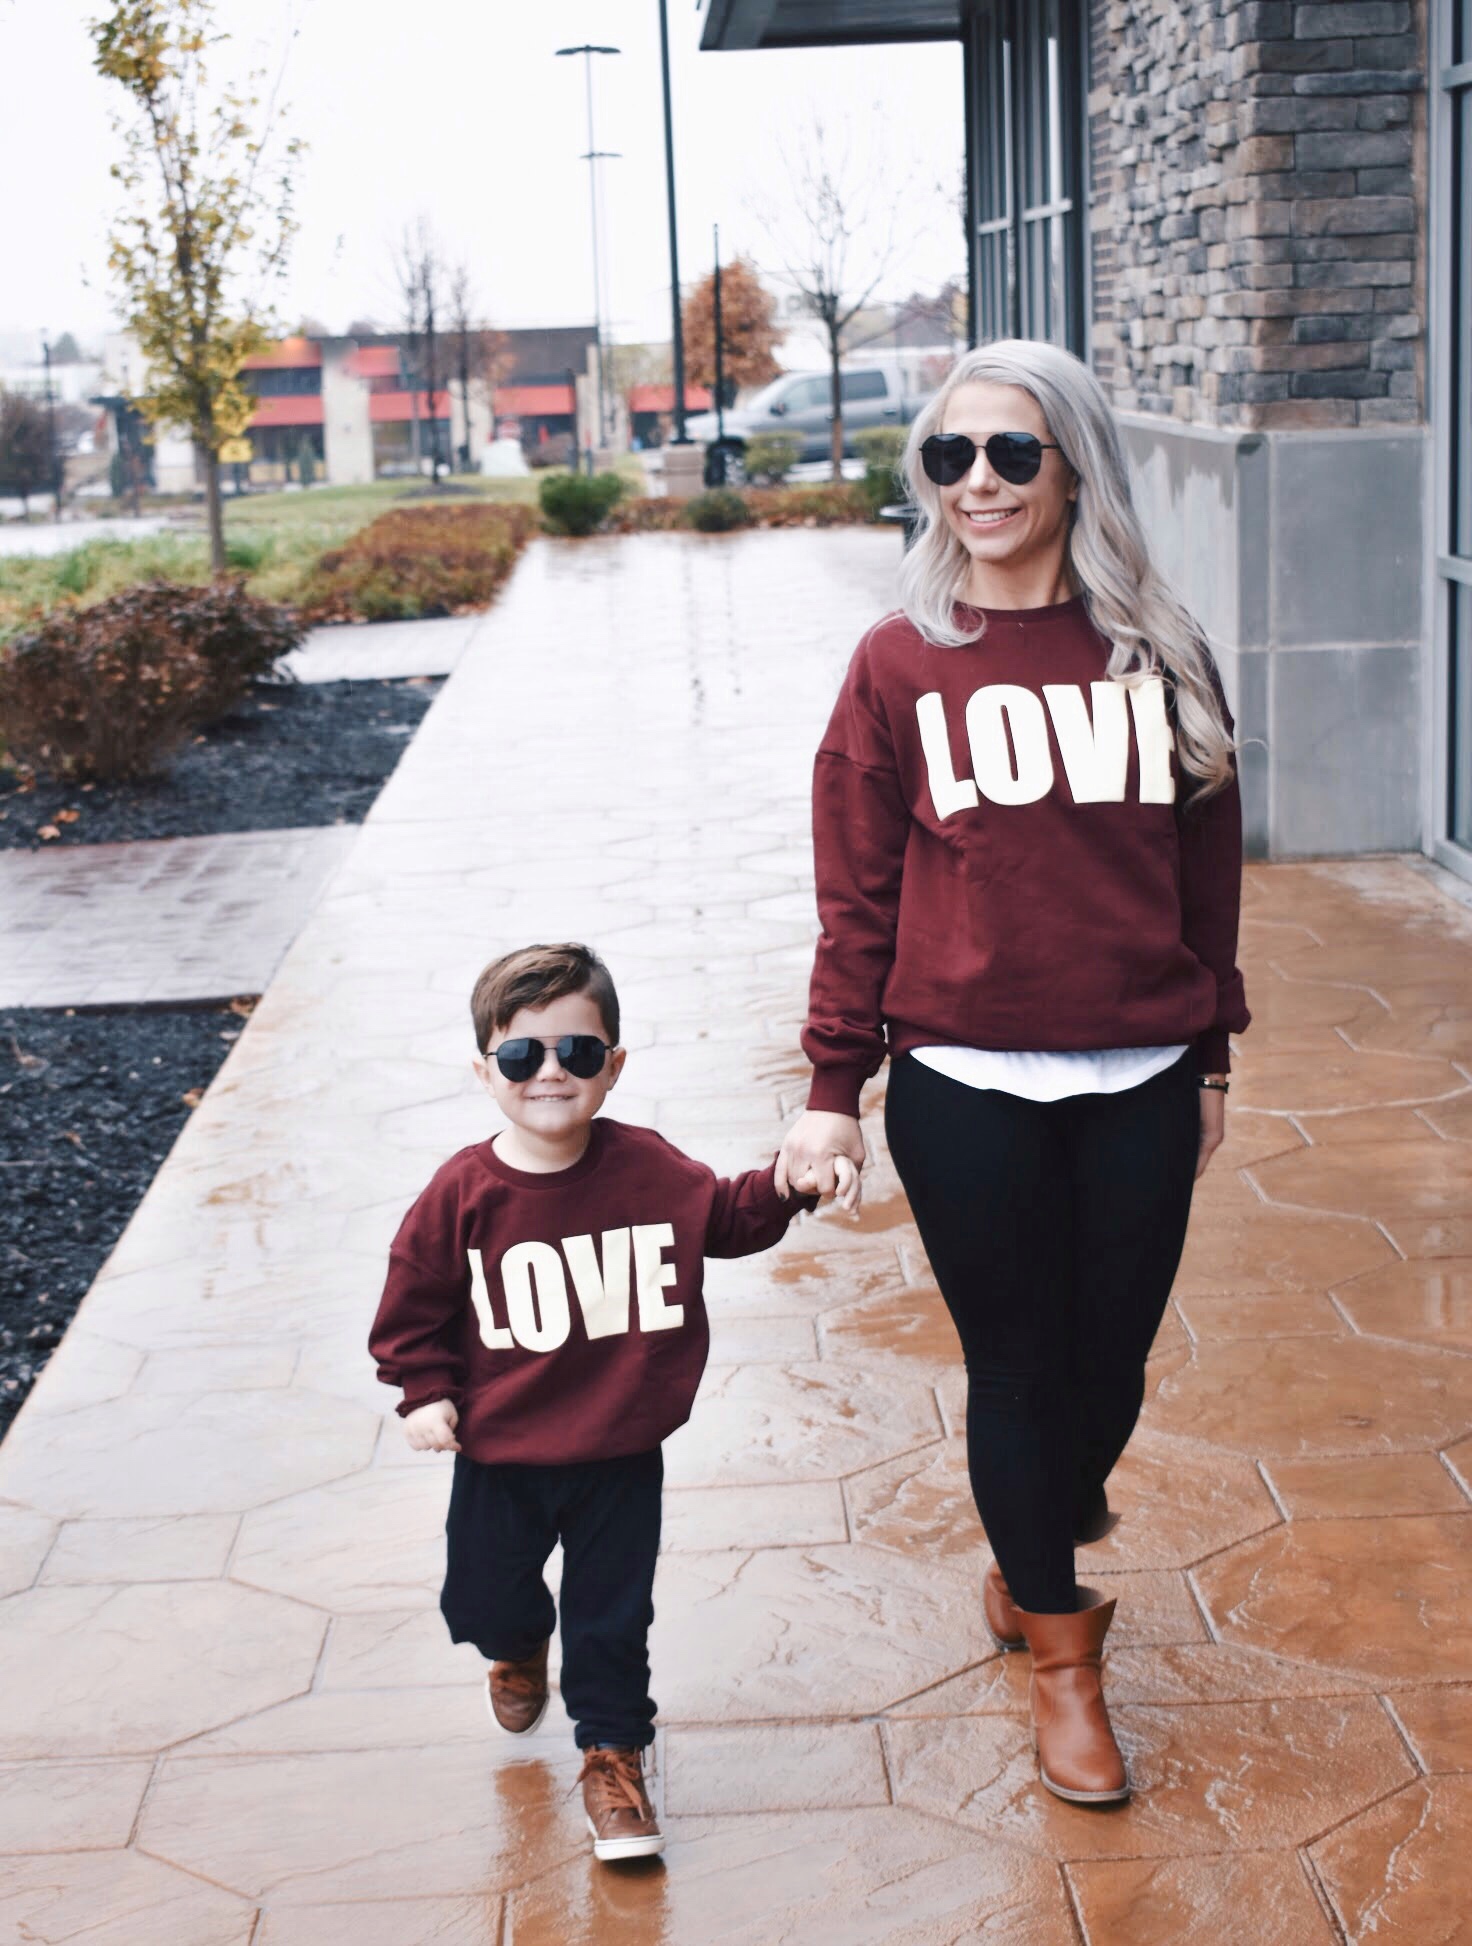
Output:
[964, 0, 1087, 356]
[1430, 0, 1472, 879]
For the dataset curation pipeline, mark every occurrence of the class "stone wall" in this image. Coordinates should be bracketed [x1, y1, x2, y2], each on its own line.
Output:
[1087, 0, 1427, 429]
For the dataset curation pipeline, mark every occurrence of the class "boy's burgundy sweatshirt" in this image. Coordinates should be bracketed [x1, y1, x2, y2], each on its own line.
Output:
[803, 596, 1249, 1118]
[369, 1118, 812, 1467]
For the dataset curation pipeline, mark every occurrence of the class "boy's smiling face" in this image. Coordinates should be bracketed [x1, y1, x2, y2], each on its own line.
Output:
[473, 991, 625, 1144]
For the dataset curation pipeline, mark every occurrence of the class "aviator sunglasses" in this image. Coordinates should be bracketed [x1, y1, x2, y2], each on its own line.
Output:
[920, 431, 1066, 488]
[485, 1035, 615, 1083]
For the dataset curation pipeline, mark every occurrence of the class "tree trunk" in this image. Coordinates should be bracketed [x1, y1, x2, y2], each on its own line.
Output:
[201, 436, 226, 576]
[829, 330, 844, 484]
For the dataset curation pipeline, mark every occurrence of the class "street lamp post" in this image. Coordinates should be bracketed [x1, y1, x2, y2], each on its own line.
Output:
[555, 43, 620, 461]
[582, 147, 622, 454]
[656, 0, 690, 446]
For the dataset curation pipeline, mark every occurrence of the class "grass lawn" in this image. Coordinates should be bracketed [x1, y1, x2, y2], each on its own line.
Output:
[0, 471, 555, 641]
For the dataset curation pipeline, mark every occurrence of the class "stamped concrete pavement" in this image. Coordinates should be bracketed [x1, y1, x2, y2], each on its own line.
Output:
[1, 529, 1470, 1943]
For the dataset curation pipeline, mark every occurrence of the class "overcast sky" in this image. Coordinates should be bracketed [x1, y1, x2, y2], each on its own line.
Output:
[1, 0, 966, 359]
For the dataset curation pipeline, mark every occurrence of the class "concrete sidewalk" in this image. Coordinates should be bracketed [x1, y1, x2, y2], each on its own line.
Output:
[1, 531, 1469, 1944]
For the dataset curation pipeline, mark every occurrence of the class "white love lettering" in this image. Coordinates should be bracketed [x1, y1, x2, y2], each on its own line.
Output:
[916, 677, 1176, 816]
[468, 1225, 683, 1353]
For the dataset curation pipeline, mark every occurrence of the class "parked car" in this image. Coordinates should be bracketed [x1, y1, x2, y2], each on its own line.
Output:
[686, 361, 936, 474]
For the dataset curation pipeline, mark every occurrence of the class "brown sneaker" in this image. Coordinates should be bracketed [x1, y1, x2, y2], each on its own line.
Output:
[485, 1640, 549, 1735]
[578, 1746, 664, 1861]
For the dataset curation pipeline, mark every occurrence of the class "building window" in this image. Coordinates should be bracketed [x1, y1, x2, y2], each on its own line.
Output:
[246, 366, 322, 398]
[1442, 0, 1472, 856]
[966, 0, 1085, 354]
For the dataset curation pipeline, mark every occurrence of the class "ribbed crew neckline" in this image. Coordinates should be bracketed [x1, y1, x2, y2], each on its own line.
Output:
[964, 591, 1088, 622]
[475, 1115, 608, 1188]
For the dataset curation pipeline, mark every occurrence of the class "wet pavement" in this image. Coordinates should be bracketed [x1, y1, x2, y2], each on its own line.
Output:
[0, 826, 357, 1008]
[0, 530, 1470, 1943]
[284, 613, 481, 684]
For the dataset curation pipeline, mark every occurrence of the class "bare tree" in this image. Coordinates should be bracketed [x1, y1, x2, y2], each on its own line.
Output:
[394, 218, 445, 480]
[755, 117, 911, 481]
[0, 392, 52, 515]
[445, 264, 514, 468]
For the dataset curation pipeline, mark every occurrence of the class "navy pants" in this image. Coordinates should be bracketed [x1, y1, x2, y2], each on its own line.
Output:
[885, 1050, 1198, 1614]
[440, 1446, 662, 1751]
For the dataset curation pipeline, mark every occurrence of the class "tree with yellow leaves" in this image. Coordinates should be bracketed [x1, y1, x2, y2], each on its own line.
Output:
[92, 0, 303, 573]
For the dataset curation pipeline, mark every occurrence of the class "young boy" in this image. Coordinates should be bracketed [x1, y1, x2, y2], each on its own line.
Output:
[369, 942, 840, 1862]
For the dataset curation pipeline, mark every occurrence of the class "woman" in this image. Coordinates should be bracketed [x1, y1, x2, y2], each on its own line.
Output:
[776, 339, 1248, 1805]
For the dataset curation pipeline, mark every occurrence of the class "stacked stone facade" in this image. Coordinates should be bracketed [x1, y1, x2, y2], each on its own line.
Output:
[1087, 0, 1426, 428]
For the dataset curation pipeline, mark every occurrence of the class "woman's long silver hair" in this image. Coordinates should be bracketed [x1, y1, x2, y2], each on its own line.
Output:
[897, 339, 1235, 794]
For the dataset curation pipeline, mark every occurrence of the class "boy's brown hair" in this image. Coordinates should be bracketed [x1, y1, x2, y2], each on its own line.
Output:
[471, 942, 620, 1051]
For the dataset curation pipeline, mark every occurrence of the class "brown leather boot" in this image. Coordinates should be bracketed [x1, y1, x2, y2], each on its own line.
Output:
[485, 1639, 549, 1735]
[982, 1561, 1025, 1651]
[1015, 1594, 1129, 1804]
[578, 1746, 664, 1860]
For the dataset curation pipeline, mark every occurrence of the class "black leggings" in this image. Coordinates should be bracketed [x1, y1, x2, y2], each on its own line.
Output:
[885, 1050, 1198, 1614]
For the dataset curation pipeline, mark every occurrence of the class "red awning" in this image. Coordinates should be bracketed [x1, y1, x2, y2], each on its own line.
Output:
[347, 345, 402, 380]
[369, 390, 452, 423]
[494, 384, 575, 416]
[627, 383, 712, 413]
[248, 396, 326, 428]
[242, 336, 322, 370]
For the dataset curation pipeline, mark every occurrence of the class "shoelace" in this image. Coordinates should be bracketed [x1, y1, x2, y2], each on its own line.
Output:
[494, 1659, 543, 1701]
[575, 1748, 651, 1818]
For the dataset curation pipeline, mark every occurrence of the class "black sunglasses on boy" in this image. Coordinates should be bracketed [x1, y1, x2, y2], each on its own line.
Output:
[485, 1035, 615, 1083]
[920, 431, 1066, 488]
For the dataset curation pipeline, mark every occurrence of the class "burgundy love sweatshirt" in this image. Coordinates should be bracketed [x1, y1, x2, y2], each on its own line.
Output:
[369, 1118, 813, 1466]
[803, 596, 1250, 1117]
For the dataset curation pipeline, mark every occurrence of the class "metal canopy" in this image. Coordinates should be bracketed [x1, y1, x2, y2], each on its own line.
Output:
[700, 0, 963, 50]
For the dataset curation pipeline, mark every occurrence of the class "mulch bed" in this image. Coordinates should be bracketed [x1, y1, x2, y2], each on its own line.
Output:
[0, 674, 442, 850]
[0, 1002, 245, 1436]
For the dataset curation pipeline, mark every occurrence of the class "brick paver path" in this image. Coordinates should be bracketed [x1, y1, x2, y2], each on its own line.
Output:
[1, 531, 1469, 1943]
[0, 827, 357, 1008]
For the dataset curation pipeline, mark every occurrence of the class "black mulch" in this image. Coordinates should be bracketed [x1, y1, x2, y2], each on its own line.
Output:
[0, 674, 443, 851]
[0, 1002, 246, 1437]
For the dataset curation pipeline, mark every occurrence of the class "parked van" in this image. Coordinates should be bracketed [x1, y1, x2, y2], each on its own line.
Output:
[686, 358, 938, 471]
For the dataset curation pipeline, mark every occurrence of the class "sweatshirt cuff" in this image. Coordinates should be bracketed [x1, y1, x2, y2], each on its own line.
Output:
[396, 1382, 463, 1418]
[1193, 1027, 1232, 1076]
[805, 1065, 868, 1118]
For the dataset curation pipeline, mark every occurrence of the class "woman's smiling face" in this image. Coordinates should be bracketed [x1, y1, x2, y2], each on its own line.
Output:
[936, 380, 1078, 584]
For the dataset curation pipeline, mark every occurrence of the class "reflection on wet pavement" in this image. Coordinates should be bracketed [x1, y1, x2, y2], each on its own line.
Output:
[0, 533, 1469, 1939]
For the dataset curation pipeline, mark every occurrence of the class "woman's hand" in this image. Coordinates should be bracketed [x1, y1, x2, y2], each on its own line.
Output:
[1195, 1083, 1226, 1180]
[777, 1110, 867, 1209]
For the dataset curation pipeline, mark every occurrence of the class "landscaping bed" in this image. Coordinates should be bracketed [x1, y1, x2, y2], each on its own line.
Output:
[0, 674, 441, 850]
[0, 1000, 245, 1435]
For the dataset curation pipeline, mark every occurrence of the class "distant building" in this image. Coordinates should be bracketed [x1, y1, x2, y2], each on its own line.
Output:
[94, 324, 600, 491]
[626, 384, 713, 448]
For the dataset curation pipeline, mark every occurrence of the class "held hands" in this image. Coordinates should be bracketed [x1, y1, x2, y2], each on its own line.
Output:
[1195, 1082, 1226, 1180]
[404, 1398, 460, 1453]
[776, 1110, 867, 1213]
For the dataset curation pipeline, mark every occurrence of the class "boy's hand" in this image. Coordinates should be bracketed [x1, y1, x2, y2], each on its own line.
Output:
[404, 1399, 460, 1453]
[829, 1154, 862, 1213]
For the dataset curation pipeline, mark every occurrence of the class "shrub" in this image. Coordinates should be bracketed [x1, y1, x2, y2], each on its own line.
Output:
[538, 470, 626, 537]
[0, 580, 302, 783]
[295, 501, 539, 623]
[853, 426, 909, 519]
[742, 432, 802, 486]
[602, 482, 872, 535]
[683, 489, 752, 533]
